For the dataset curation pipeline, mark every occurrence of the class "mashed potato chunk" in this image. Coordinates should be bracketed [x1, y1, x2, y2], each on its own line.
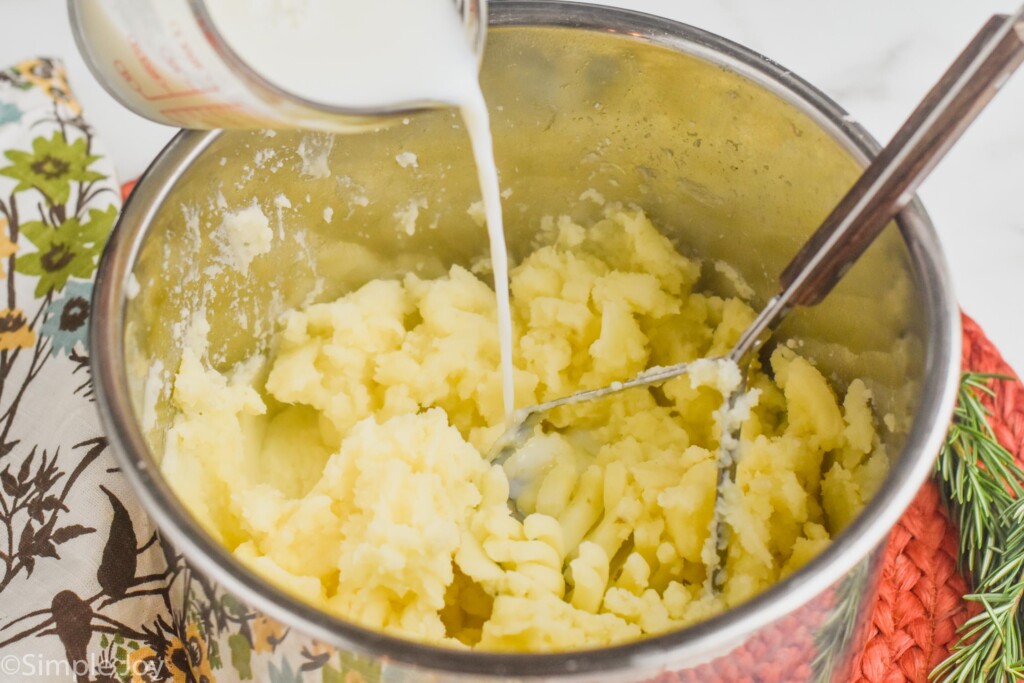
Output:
[162, 207, 888, 651]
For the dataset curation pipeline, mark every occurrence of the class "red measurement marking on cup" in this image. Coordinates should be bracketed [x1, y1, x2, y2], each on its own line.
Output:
[159, 102, 270, 128]
[113, 59, 145, 96]
[114, 34, 220, 103]
[160, 102, 238, 115]
[116, 58, 217, 102]
[144, 88, 217, 102]
[128, 36, 173, 94]
[172, 23, 206, 72]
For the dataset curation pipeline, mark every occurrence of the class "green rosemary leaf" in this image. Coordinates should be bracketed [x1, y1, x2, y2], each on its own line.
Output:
[932, 372, 1024, 682]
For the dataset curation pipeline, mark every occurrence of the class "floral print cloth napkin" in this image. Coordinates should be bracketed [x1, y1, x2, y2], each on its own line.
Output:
[0, 59, 375, 683]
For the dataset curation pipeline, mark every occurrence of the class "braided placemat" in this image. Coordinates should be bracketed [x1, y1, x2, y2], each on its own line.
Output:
[849, 312, 1022, 683]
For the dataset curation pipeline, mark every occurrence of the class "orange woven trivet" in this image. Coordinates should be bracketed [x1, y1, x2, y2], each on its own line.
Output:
[849, 313, 1024, 683]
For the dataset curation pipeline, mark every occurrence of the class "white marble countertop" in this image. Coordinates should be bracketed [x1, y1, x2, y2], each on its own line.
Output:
[4, 0, 1023, 371]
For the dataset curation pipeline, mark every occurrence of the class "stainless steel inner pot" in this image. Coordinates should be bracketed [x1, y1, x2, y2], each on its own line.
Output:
[90, 1, 961, 680]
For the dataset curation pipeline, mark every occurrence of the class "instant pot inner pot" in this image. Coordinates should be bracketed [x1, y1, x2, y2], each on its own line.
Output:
[126, 25, 921, 502]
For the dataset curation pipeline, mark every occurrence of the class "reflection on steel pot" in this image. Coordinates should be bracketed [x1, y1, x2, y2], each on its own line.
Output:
[90, 2, 960, 680]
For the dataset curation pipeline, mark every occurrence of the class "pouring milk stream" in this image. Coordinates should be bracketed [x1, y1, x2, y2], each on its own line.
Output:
[74, 0, 517, 421]
[202, 0, 518, 422]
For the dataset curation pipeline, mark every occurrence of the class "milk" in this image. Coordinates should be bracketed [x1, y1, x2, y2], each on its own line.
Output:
[204, 0, 480, 109]
[203, 0, 516, 421]
[460, 96, 516, 423]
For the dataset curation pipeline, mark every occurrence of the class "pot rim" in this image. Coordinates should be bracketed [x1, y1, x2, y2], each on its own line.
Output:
[90, 0, 962, 677]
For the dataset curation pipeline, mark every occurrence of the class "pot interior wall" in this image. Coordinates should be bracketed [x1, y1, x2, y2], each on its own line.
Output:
[124, 25, 923, 463]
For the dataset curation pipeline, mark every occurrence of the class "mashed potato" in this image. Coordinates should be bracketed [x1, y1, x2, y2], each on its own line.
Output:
[160, 207, 888, 651]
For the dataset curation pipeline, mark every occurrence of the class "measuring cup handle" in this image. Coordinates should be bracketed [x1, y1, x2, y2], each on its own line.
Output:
[777, 9, 1024, 308]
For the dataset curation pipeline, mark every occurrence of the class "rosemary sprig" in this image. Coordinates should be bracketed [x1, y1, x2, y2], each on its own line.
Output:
[810, 560, 870, 683]
[932, 372, 1024, 682]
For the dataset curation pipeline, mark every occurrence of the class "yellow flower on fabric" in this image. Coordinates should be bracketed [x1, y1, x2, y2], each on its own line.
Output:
[12, 58, 82, 115]
[251, 615, 287, 654]
[0, 220, 17, 277]
[0, 308, 35, 350]
[165, 623, 216, 683]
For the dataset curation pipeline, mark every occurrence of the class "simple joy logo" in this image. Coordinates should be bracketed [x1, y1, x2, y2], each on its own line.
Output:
[0, 652, 165, 679]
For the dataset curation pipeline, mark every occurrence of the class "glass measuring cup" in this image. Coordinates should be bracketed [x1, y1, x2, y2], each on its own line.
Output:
[68, 0, 486, 131]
